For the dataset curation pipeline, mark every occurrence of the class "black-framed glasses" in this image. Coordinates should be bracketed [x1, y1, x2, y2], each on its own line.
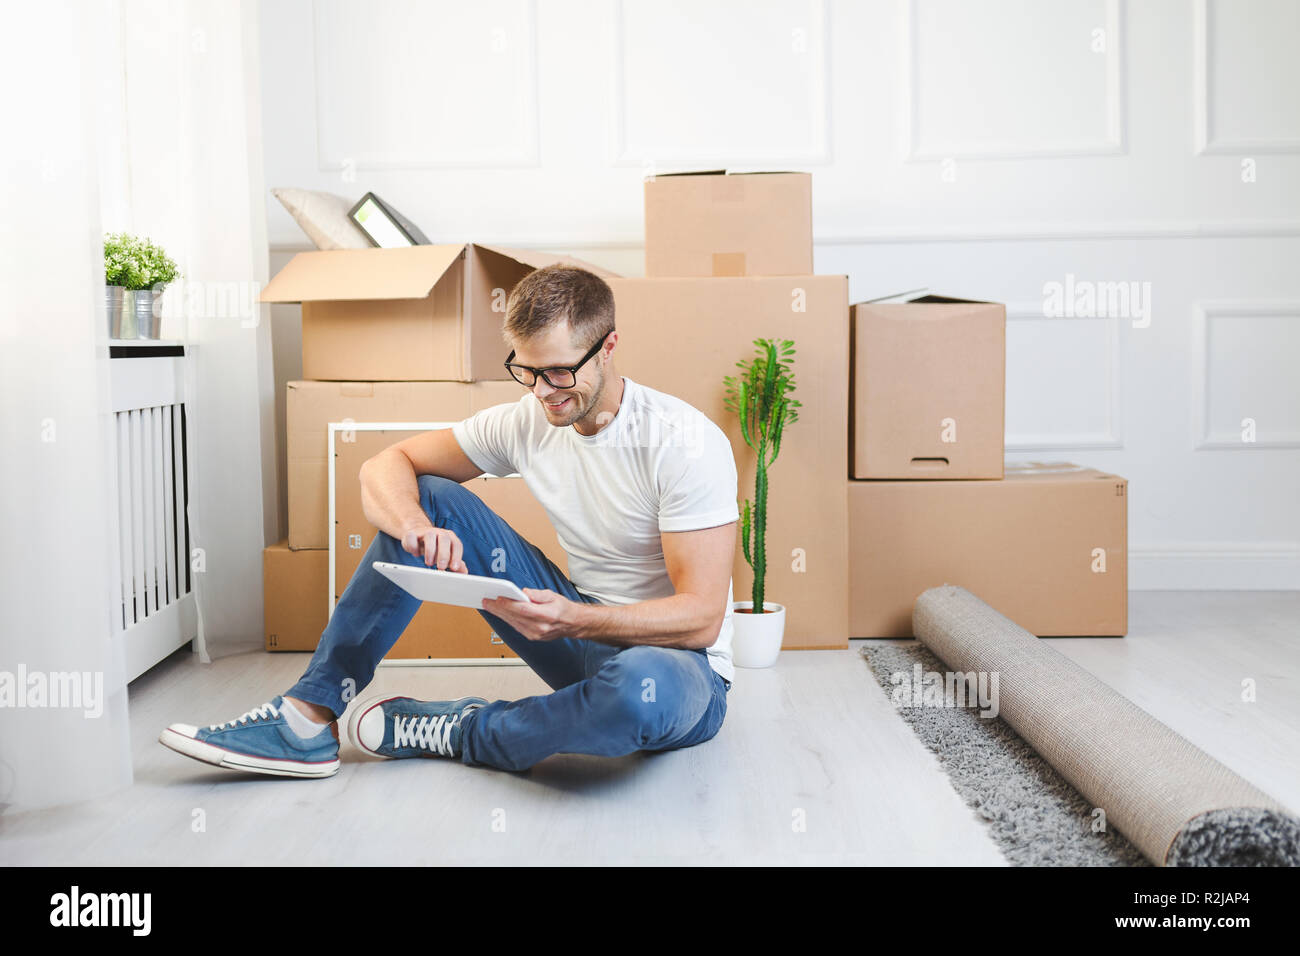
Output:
[504, 332, 610, 389]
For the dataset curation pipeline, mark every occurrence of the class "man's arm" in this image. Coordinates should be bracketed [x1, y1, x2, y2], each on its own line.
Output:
[482, 521, 737, 650]
[359, 428, 484, 569]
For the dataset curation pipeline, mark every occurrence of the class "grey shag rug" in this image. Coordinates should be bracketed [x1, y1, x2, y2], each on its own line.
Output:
[1166, 807, 1300, 867]
[906, 585, 1300, 867]
[861, 641, 1150, 866]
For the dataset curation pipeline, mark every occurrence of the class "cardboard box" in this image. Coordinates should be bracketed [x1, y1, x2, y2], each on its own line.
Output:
[644, 171, 812, 278]
[850, 294, 1005, 479]
[260, 244, 617, 382]
[286, 379, 521, 550]
[332, 427, 569, 660]
[608, 276, 849, 649]
[848, 462, 1128, 637]
[264, 541, 328, 651]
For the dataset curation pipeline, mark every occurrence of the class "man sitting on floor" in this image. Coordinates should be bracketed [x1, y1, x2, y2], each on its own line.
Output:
[159, 264, 739, 777]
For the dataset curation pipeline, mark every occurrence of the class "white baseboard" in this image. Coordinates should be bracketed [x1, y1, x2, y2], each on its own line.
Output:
[1130, 545, 1300, 590]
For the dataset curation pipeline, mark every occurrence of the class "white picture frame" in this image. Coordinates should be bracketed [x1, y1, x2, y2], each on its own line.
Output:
[327, 421, 526, 667]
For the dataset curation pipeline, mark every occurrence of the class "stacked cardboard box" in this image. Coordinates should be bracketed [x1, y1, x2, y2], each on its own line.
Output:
[620, 171, 849, 649]
[255, 172, 1125, 656]
[847, 294, 1128, 636]
[258, 244, 613, 657]
[263, 174, 849, 656]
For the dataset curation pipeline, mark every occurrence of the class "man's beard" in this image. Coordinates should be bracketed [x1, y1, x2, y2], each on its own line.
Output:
[563, 361, 604, 428]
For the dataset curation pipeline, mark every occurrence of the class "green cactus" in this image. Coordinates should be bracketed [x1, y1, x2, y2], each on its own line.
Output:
[723, 338, 800, 613]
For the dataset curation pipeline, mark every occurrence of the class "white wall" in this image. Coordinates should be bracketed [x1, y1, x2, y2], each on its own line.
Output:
[259, 0, 1300, 588]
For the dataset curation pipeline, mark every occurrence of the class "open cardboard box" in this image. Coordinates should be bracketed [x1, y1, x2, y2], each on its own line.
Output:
[261, 244, 617, 381]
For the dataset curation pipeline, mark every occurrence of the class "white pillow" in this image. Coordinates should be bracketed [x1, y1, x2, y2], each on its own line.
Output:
[271, 187, 372, 250]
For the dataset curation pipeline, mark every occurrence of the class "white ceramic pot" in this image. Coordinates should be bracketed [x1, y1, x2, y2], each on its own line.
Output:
[731, 601, 785, 668]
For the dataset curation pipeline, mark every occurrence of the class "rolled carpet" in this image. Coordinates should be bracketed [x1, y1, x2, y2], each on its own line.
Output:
[912, 585, 1300, 866]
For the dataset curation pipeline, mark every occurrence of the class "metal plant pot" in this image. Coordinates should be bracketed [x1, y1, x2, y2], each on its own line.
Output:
[130, 288, 162, 339]
[106, 285, 126, 338]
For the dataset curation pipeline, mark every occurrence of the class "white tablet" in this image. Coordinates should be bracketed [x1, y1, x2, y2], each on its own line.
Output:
[373, 561, 529, 609]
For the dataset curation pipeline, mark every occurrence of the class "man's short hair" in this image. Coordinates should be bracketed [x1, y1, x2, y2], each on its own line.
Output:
[504, 265, 615, 351]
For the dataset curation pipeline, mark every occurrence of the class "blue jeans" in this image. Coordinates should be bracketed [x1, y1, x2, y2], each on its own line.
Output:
[287, 475, 730, 772]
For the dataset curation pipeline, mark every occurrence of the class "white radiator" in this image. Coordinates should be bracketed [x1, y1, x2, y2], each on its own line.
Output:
[114, 403, 190, 629]
[110, 344, 198, 680]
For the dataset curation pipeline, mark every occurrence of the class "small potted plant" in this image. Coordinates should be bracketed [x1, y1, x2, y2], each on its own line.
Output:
[103, 234, 139, 338]
[723, 337, 801, 668]
[104, 233, 179, 339]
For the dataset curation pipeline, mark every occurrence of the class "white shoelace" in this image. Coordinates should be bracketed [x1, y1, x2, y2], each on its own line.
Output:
[393, 713, 459, 756]
[209, 700, 280, 732]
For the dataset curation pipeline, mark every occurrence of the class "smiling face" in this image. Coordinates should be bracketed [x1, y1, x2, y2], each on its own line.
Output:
[509, 320, 620, 434]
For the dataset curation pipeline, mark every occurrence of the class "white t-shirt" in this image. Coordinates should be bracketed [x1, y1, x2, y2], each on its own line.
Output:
[451, 376, 739, 683]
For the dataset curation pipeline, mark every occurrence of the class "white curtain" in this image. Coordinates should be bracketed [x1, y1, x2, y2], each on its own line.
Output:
[0, 0, 275, 810]
[0, 2, 133, 810]
[101, 0, 277, 664]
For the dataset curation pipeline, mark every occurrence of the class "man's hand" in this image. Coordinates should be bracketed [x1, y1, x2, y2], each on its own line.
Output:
[401, 524, 468, 573]
[482, 588, 585, 642]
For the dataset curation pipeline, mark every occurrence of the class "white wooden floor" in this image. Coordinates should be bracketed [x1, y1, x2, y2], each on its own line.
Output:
[2, 592, 1296, 865]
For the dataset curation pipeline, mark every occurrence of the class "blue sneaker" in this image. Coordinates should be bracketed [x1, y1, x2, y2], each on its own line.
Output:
[158, 695, 340, 778]
[347, 695, 487, 760]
